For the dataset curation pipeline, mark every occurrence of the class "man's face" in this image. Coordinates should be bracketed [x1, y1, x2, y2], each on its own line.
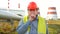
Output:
[28, 8, 39, 18]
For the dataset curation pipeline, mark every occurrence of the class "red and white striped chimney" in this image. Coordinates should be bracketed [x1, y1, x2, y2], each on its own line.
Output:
[47, 7, 57, 20]
[18, 0, 20, 10]
[8, 0, 10, 10]
[18, 3, 20, 8]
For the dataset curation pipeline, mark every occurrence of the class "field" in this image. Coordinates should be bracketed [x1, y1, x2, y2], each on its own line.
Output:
[0, 19, 60, 34]
[48, 20, 60, 34]
[0, 19, 19, 34]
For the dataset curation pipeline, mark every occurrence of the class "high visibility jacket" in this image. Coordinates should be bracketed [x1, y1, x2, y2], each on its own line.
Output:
[23, 16, 46, 34]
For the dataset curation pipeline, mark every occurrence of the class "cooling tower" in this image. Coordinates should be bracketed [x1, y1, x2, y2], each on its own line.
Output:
[46, 7, 57, 20]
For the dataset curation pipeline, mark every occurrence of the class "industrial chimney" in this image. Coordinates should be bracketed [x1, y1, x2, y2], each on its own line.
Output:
[46, 7, 57, 20]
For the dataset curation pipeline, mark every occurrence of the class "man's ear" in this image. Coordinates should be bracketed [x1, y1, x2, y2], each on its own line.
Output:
[37, 11, 40, 16]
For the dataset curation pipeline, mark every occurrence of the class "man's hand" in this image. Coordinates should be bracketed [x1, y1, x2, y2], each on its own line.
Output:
[29, 16, 34, 22]
[29, 14, 36, 22]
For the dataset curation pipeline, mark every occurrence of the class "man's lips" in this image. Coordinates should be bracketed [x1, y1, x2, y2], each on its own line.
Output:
[31, 16, 34, 18]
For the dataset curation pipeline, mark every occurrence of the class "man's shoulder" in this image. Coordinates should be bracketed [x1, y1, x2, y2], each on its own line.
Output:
[23, 15, 28, 18]
[23, 16, 28, 19]
[38, 16, 44, 19]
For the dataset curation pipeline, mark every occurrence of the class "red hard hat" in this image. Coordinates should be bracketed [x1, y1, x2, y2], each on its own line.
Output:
[28, 2, 38, 10]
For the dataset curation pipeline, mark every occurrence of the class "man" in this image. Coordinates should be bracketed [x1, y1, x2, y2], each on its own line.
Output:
[16, 2, 46, 34]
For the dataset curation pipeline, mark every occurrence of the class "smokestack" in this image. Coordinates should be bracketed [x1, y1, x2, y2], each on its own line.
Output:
[7, 0, 10, 11]
[18, 3, 20, 9]
[46, 7, 57, 20]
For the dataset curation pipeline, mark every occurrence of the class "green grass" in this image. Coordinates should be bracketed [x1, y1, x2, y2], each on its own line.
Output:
[48, 20, 60, 34]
